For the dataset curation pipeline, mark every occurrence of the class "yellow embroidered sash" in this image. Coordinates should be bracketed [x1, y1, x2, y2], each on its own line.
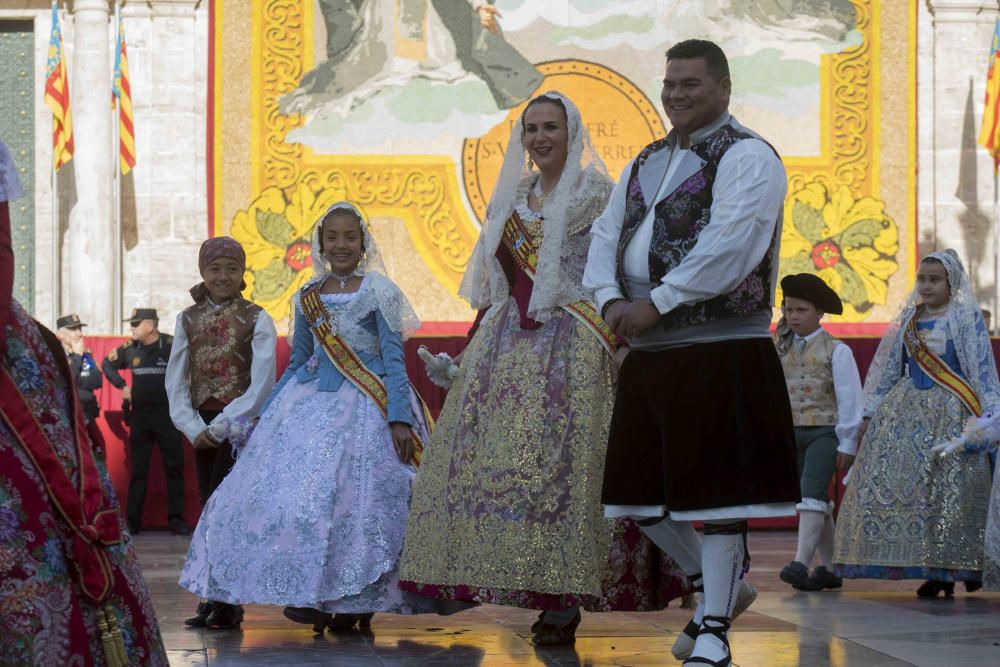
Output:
[903, 316, 982, 416]
[501, 212, 618, 357]
[299, 285, 432, 465]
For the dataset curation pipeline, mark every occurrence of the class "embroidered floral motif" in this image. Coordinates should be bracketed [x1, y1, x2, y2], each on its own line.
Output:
[618, 125, 778, 329]
[0, 302, 167, 665]
[779, 180, 899, 318]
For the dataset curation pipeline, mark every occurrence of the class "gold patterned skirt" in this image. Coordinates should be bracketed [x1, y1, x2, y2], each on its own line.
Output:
[834, 381, 991, 580]
[400, 297, 689, 608]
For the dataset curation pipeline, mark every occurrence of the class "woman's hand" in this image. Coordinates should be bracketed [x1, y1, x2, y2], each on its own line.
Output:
[391, 422, 415, 464]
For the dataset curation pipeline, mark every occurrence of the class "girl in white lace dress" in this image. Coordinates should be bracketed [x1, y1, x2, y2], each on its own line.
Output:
[179, 202, 447, 632]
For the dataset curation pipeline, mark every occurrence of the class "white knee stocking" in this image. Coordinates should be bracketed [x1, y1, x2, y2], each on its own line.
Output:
[638, 516, 702, 575]
[794, 509, 825, 567]
[818, 512, 836, 569]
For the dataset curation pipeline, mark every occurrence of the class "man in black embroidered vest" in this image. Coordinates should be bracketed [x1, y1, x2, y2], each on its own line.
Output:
[583, 40, 799, 666]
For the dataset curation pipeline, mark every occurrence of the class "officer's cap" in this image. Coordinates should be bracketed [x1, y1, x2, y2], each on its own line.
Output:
[56, 314, 86, 330]
[124, 308, 159, 324]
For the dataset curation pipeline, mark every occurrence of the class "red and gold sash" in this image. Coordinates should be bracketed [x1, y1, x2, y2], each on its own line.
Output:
[501, 212, 618, 357]
[0, 322, 129, 665]
[299, 284, 431, 466]
[903, 316, 982, 416]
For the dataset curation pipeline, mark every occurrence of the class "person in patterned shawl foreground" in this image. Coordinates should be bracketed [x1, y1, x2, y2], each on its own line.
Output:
[0, 141, 167, 665]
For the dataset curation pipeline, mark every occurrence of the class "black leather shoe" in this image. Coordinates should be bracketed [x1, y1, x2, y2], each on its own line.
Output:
[205, 602, 244, 629]
[808, 566, 843, 590]
[965, 580, 983, 593]
[917, 579, 955, 598]
[168, 517, 191, 535]
[327, 612, 375, 632]
[184, 601, 213, 628]
[126, 518, 141, 535]
[283, 606, 331, 634]
[779, 561, 820, 591]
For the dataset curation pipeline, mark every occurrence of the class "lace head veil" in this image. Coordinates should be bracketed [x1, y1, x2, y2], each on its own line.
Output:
[458, 91, 610, 320]
[864, 249, 1000, 415]
[295, 200, 420, 336]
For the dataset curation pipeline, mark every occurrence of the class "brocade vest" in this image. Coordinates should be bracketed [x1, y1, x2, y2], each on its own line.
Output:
[616, 122, 780, 330]
[780, 328, 840, 426]
[181, 297, 262, 409]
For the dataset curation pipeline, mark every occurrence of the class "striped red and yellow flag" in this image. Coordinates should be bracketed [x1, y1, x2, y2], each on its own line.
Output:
[113, 12, 135, 175]
[44, 1, 73, 170]
[979, 20, 1000, 173]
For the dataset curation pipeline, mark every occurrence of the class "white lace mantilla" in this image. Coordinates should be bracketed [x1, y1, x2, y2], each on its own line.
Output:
[295, 273, 410, 356]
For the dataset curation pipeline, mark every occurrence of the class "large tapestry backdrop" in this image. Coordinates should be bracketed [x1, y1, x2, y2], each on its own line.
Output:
[209, 0, 916, 334]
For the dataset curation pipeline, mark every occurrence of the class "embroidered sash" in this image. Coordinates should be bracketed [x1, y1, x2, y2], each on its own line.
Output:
[299, 285, 430, 466]
[903, 316, 982, 416]
[501, 212, 618, 356]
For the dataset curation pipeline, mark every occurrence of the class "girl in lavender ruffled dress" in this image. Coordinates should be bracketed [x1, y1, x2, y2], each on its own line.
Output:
[179, 202, 453, 632]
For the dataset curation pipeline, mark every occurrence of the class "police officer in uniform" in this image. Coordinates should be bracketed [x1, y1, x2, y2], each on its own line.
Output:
[102, 308, 190, 535]
[55, 313, 103, 425]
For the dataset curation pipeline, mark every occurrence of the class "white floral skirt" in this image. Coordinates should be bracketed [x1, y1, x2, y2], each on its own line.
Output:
[179, 376, 442, 614]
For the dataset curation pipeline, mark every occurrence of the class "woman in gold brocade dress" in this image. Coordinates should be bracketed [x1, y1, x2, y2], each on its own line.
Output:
[399, 92, 689, 645]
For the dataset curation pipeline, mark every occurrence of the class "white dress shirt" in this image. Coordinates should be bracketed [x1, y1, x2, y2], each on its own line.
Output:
[165, 305, 278, 442]
[794, 328, 865, 456]
[583, 134, 787, 317]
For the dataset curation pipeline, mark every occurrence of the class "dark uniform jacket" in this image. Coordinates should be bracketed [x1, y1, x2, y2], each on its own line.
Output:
[68, 350, 102, 422]
[101, 335, 174, 407]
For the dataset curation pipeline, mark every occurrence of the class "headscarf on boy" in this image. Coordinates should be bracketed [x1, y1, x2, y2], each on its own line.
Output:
[189, 236, 248, 304]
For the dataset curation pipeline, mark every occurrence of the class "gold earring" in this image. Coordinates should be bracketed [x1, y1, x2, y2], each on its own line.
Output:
[527, 156, 534, 171]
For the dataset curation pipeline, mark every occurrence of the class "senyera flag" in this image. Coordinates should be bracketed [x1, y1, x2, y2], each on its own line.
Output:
[978, 19, 1000, 173]
[44, 0, 73, 170]
[113, 11, 136, 175]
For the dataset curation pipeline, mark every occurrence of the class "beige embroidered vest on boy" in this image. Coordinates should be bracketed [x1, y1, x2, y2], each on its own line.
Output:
[181, 298, 262, 410]
[779, 328, 840, 426]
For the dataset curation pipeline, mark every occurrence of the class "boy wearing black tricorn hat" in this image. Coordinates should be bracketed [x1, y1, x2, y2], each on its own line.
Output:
[775, 273, 863, 591]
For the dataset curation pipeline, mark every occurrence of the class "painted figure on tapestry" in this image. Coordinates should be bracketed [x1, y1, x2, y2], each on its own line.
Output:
[281, 0, 542, 118]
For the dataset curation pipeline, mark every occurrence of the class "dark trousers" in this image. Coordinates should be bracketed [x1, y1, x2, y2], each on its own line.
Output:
[194, 409, 237, 506]
[126, 405, 185, 525]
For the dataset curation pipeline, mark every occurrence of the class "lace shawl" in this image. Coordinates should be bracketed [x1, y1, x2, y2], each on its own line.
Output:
[864, 249, 1000, 416]
[458, 91, 612, 321]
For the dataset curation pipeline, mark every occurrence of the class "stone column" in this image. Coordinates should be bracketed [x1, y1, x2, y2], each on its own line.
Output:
[65, 0, 113, 331]
[120, 0, 206, 334]
[924, 0, 1000, 307]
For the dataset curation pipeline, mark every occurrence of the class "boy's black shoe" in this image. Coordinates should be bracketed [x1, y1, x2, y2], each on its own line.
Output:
[779, 561, 820, 591]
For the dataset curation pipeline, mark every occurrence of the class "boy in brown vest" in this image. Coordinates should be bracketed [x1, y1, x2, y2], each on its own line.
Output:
[776, 274, 863, 591]
[165, 236, 277, 628]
